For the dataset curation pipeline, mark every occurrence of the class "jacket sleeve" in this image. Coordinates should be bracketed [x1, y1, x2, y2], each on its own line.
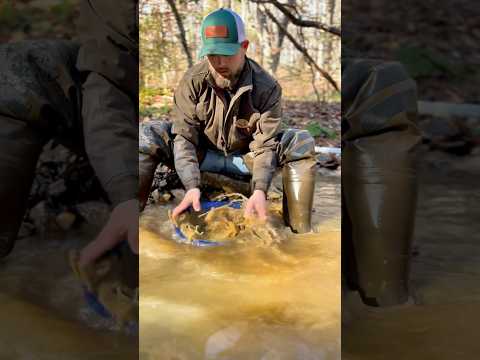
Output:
[249, 83, 282, 192]
[82, 72, 138, 207]
[77, 0, 138, 208]
[171, 74, 202, 190]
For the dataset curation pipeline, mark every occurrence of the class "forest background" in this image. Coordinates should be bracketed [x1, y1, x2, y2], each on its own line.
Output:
[139, 0, 341, 147]
[0, 0, 341, 147]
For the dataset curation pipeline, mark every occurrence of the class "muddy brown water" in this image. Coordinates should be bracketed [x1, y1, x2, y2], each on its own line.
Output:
[0, 225, 138, 359]
[140, 173, 341, 360]
[343, 149, 480, 360]
[0, 172, 339, 359]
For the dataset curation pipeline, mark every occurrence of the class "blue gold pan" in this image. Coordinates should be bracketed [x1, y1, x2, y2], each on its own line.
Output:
[173, 200, 242, 247]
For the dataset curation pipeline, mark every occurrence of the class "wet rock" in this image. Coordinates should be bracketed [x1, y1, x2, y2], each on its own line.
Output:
[316, 153, 340, 170]
[29, 201, 49, 237]
[151, 189, 160, 203]
[24, 140, 107, 236]
[48, 178, 67, 197]
[204, 322, 247, 359]
[170, 189, 185, 200]
[419, 117, 460, 139]
[55, 211, 76, 230]
[75, 201, 110, 227]
[201, 172, 251, 196]
[151, 189, 172, 204]
[420, 116, 477, 155]
[17, 221, 36, 238]
[267, 191, 282, 200]
[151, 165, 181, 192]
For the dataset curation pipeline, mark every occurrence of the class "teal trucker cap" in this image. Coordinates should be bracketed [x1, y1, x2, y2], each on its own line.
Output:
[199, 8, 246, 58]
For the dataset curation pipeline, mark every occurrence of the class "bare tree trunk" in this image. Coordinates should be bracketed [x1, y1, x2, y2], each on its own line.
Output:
[261, 6, 339, 92]
[139, 54, 145, 89]
[166, 0, 193, 68]
[255, 5, 268, 66]
[270, 0, 295, 74]
[241, 0, 247, 21]
[309, 63, 321, 102]
[323, 0, 336, 75]
[297, 23, 321, 101]
[222, 0, 232, 8]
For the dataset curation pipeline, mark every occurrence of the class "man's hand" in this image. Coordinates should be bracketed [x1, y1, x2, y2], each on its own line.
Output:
[171, 188, 201, 220]
[79, 199, 139, 267]
[244, 190, 268, 221]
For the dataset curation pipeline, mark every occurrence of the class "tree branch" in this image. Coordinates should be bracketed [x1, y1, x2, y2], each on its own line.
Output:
[166, 0, 193, 67]
[252, 0, 340, 36]
[261, 6, 339, 92]
[270, 0, 294, 74]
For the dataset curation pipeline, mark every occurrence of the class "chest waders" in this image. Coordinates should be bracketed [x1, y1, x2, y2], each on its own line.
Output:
[342, 59, 421, 306]
[139, 121, 317, 234]
[0, 116, 46, 258]
[276, 129, 317, 234]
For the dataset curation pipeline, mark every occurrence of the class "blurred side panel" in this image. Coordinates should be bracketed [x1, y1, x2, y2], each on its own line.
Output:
[342, 1, 480, 359]
[0, 1, 139, 357]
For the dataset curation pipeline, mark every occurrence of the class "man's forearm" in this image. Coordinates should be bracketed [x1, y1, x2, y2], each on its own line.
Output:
[174, 136, 201, 190]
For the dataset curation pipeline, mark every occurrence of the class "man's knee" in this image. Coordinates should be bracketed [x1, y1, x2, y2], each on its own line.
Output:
[139, 120, 174, 162]
[277, 128, 316, 165]
[343, 60, 419, 141]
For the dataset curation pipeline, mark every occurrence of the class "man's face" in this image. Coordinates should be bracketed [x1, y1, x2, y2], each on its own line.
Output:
[207, 41, 249, 83]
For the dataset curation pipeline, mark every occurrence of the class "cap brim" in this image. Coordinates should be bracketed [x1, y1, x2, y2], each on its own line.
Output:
[198, 43, 241, 58]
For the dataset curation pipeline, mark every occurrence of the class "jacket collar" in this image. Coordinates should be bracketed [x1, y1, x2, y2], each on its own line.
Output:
[235, 57, 253, 91]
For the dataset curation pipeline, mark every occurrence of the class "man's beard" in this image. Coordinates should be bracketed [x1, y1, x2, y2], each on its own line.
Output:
[210, 64, 244, 90]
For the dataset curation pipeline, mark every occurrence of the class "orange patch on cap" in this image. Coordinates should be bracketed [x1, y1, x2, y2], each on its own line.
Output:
[205, 25, 228, 38]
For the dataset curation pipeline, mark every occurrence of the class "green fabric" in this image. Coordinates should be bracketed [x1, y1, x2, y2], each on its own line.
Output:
[199, 9, 239, 57]
[199, 42, 240, 58]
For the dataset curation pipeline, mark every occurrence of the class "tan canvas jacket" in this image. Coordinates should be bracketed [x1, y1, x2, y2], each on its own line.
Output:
[172, 57, 282, 192]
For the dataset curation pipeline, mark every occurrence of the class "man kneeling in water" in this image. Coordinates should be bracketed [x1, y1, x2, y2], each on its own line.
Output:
[140, 8, 317, 233]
